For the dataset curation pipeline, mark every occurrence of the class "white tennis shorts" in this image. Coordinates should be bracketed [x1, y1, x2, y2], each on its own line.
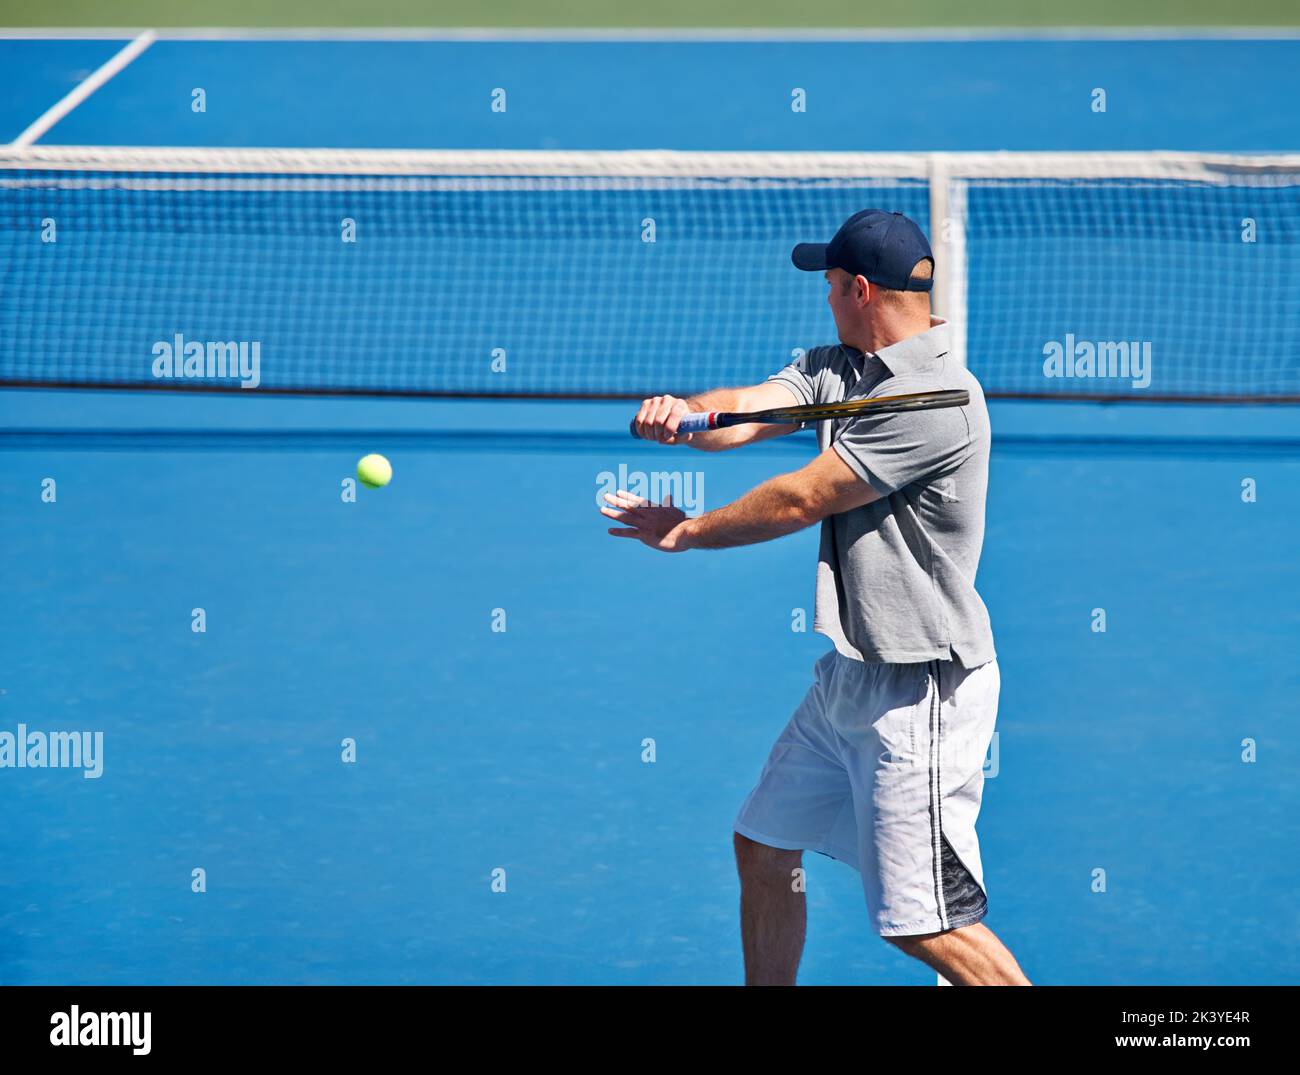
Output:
[734, 649, 1000, 937]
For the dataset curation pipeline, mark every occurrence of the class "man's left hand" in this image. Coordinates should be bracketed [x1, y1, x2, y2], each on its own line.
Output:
[601, 492, 692, 552]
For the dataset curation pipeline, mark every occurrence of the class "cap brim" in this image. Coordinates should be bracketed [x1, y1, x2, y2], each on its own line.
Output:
[791, 242, 830, 271]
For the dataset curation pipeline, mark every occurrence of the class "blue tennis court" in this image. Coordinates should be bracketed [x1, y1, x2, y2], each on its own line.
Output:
[2, 30, 1299, 986]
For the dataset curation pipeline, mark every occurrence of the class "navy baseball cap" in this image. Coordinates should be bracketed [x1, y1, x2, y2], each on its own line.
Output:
[791, 209, 934, 292]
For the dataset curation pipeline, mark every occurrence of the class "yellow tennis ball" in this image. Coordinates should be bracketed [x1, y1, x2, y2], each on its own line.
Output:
[356, 453, 392, 489]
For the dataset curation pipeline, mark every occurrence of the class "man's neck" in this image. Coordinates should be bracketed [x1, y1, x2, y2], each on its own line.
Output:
[850, 314, 940, 356]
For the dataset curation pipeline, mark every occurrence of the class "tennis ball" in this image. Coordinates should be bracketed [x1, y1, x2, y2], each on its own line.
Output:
[356, 453, 392, 489]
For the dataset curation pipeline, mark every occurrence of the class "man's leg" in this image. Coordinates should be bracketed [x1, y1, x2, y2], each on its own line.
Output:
[734, 833, 806, 986]
[886, 922, 1031, 985]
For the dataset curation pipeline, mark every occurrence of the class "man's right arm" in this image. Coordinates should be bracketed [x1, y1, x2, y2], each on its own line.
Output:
[631, 381, 804, 451]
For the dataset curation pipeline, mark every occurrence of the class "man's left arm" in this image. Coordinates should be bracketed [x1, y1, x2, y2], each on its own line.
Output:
[602, 446, 881, 552]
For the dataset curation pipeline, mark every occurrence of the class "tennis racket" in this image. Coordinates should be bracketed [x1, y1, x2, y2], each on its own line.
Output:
[629, 388, 969, 439]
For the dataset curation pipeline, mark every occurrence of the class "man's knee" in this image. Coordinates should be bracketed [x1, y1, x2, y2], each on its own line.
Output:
[882, 931, 941, 957]
[734, 832, 802, 881]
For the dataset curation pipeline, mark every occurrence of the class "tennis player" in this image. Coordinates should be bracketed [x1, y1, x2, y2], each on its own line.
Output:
[603, 209, 1029, 986]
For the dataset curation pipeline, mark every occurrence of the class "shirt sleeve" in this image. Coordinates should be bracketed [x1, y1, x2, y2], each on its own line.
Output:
[832, 402, 972, 496]
[765, 346, 835, 407]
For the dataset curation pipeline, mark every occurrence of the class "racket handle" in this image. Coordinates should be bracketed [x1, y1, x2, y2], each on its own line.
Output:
[676, 412, 717, 434]
[628, 412, 718, 439]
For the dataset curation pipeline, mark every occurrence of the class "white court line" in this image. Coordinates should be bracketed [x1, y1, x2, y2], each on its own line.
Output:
[10, 29, 156, 147]
[0, 26, 1299, 41]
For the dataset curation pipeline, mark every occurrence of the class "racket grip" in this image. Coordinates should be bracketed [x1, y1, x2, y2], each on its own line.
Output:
[628, 412, 717, 439]
[676, 411, 716, 434]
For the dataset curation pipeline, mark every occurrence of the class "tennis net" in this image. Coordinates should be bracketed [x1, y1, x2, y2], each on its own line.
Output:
[2, 147, 1298, 402]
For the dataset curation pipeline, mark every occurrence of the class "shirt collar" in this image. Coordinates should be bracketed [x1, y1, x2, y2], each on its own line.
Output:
[870, 317, 951, 377]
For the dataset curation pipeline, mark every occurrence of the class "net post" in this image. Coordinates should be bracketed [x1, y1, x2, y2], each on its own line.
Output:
[927, 153, 968, 370]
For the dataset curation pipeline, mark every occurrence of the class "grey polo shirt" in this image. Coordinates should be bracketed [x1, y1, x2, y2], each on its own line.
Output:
[768, 319, 996, 668]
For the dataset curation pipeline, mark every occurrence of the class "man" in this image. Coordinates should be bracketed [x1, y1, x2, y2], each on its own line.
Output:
[601, 209, 1029, 986]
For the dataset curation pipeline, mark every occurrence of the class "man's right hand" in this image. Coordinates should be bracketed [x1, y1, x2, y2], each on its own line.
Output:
[630, 395, 693, 444]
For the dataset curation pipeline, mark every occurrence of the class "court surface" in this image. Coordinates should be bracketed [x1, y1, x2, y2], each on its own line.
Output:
[2, 29, 1299, 985]
[3, 33, 1300, 151]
